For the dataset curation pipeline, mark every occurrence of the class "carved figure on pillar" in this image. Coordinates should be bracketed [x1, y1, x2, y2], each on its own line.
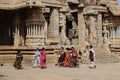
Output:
[84, 16, 97, 44]
[14, 33, 20, 46]
[66, 14, 78, 45]
[20, 36, 24, 46]
[72, 18, 78, 39]
[102, 20, 109, 44]
[85, 16, 90, 42]
[59, 13, 67, 45]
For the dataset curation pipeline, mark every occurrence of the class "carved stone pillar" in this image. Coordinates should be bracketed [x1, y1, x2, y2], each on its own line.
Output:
[25, 9, 46, 46]
[102, 20, 110, 44]
[112, 27, 114, 38]
[78, 9, 86, 47]
[14, 13, 21, 46]
[48, 8, 60, 44]
[111, 26, 115, 44]
[103, 25, 108, 44]
[89, 15, 97, 45]
[96, 13, 103, 46]
[59, 12, 67, 45]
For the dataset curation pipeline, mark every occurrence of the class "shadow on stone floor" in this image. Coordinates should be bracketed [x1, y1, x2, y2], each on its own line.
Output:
[0, 74, 8, 77]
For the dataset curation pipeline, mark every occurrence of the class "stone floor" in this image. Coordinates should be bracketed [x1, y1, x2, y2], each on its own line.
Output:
[0, 63, 120, 80]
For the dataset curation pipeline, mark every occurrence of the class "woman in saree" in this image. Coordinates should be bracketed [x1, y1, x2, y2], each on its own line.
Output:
[58, 47, 66, 66]
[40, 48, 47, 69]
[64, 48, 71, 67]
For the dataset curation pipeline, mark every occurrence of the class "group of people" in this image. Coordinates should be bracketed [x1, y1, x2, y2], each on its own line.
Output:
[13, 45, 96, 70]
[58, 47, 79, 68]
[58, 44, 96, 69]
[13, 48, 47, 69]
[33, 48, 47, 69]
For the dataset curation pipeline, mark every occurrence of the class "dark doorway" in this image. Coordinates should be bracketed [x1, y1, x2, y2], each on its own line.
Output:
[66, 12, 78, 45]
[0, 10, 14, 45]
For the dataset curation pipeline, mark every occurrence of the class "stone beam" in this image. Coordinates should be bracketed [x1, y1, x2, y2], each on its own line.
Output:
[83, 6, 108, 15]
[41, 0, 66, 8]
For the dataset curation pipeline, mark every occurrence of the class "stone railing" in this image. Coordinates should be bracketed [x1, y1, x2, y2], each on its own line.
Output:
[110, 37, 120, 45]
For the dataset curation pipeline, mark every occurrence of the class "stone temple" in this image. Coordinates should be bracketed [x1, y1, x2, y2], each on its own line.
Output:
[0, 0, 120, 64]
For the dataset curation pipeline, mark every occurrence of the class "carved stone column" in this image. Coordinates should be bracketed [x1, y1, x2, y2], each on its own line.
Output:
[25, 9, 46, 46]
[78, 9, 86, 47]
[14, 13, 21, 46]
[96, 13, 103, 46]
[103, 27, 107, 43]
[102, 20, 109, 44]
[48, 8, 60, 44]
[89, 15, 97, 45]
[59, 12, 67, 45]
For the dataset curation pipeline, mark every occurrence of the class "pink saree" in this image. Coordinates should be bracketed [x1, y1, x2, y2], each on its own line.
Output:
[40, 51, 46, 68]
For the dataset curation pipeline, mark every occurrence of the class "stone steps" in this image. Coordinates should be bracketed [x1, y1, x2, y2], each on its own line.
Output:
[90, 47, 120, 63]
[110, 45, 120, 56]
[95, 56, 112, 58]
[95, 58, 116, 63]
[95, 54, 112, 57]
[109, 45, 120, 62]
[113, 52, 120, 56]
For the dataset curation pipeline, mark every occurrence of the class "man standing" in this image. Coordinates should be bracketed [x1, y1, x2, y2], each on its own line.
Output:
[89, 45, 96, 69]
[34, 48, 40, 67]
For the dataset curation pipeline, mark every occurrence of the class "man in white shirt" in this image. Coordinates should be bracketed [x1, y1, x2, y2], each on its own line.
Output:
[34, 48, 40, 67]
[89, 45, 96, 69]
